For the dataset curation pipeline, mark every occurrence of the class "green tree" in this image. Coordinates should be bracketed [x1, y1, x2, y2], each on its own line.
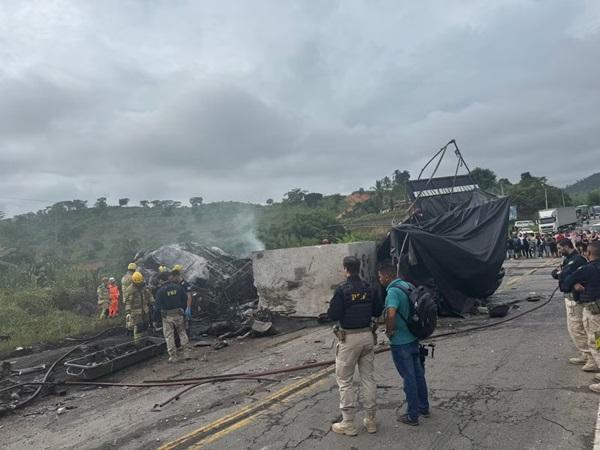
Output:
[283, 188, 307, 205]
[190, 197, 204, 207]
[392, 170, 410, 203]
[372, 180, 384, 211]
[471, 167, 498, 191]
[257, 207, 345, 249]
[118, 198, 130, 207]
[304, 192, 324, 208]
[140, 200, 149, 208]
[505, 173, 569, 217]
[95, 197, 108, 208]
[266, 198, 274, 206]
[588, 190, 600, 205]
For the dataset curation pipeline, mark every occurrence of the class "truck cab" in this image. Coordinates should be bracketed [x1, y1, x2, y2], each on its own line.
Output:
[538, 207, 578, 234]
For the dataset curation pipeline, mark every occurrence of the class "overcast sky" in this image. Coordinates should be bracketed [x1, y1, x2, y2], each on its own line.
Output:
[1, 0, 599, 216]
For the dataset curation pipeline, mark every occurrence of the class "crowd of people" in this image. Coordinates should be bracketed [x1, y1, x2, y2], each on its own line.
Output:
[96, 262, 194, 363]
[507, 230, 599, 259]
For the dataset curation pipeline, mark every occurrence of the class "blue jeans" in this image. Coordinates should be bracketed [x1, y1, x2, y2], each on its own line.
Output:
[391, 342, 430, 421]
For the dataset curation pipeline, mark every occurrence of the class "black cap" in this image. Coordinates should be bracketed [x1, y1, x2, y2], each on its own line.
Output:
[157, 272, 170, 284]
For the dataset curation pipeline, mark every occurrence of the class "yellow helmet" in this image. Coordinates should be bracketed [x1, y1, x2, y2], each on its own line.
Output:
[158, 265, 169, 273]
[131, 272, 144, 284]
[127, 263, 137, 271]
[172, 264, 183, 272]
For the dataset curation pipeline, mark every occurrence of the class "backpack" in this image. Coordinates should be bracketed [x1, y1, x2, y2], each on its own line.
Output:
[394, 284, 438, 339]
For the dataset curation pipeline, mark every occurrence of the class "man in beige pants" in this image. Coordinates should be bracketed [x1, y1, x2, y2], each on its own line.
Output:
[327, 256, 383, 436]
[553, 239, 590, 368]
[563, 241, 600, 392]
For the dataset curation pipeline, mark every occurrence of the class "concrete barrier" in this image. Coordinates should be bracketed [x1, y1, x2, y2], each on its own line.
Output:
[252, 242, 377, 317]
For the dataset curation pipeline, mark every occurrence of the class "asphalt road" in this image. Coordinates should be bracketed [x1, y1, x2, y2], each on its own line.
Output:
[198, 259, 599, 450]
[3, 258, 598, 450]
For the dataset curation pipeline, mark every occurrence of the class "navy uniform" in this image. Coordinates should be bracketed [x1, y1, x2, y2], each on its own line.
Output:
[553, 250, 588, 365]
[564, 258, 600, 387]
[155, 278, 191, 362]
[327, 262, 383, 436]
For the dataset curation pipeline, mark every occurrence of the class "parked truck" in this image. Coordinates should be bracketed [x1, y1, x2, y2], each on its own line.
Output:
[538, 207, 578, 234]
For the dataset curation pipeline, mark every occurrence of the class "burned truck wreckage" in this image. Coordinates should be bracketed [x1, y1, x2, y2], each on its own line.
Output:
[133, 243, 273, 337]
[381, 140, 510, 315]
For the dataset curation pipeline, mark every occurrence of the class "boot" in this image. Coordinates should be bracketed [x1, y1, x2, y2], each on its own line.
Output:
[581, 358, 598, 372]
[569, 354, 588, 365]
[363, 411, 377, 434]
[594, 373, 600, 382]
[589, 383, 600, 393]
[332, 413, 358, 436]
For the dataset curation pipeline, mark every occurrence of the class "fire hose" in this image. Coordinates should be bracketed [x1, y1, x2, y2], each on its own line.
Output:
[145, 286, 561, 384]
[6, 287, 559, 410]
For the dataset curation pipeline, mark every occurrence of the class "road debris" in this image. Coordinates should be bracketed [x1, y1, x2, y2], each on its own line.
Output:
[64, 337, 166, 380]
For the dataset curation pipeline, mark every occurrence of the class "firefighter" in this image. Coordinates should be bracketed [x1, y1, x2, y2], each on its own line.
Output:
[96, 277, 111, 320]
[108, 277, 120, 318]
[121, 262, 137, 314]
[124, 272, 154, 341]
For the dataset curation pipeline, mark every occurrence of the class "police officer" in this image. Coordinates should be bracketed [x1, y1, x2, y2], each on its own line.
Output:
[564, 241, 600, 392]
[155, 271, 192, 363]
[171, 264, 193, 319]
[552, 238, 589, 367]
[327, 256, 383, 436]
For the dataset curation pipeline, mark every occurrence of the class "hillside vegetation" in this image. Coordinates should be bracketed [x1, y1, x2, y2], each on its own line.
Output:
[1, 164, 597, 353]
[0, 190, 395, 354]
[565, 172, 600, 195]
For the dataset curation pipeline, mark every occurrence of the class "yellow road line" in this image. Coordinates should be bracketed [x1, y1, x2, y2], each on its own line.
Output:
[162, 260, 557, 449]
[499, 260, 556, 291]
[188, 376, 333, 450]
[158, 365, 335, 450]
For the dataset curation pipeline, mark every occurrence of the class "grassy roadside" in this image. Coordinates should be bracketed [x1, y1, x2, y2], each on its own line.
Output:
[0, 293, 121, 356]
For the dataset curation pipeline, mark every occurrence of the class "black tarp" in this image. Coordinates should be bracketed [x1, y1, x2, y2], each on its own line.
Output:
[387, 194, 510, 314]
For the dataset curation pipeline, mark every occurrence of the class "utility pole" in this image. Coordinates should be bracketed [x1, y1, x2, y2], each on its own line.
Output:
[561, 190, 566, 207]
[500, 182, 504, 196]
[544, 186, 549, 209]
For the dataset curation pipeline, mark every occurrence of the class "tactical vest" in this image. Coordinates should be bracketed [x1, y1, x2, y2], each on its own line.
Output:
[339, 278, 375, 329]
[559, 252, 587, 294]
[581, 262, 600, 302]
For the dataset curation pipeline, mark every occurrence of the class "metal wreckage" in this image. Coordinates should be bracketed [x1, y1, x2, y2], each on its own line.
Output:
[380, 139, 510, 316]
[0, 243, 270, 414]
[1, 140, 510, 414]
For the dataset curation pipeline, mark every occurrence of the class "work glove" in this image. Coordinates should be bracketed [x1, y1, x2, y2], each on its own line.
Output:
[185, 306, 192, 318]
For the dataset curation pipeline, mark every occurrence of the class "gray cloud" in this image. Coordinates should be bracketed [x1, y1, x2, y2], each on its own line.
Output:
[0, 0, 599, 216]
